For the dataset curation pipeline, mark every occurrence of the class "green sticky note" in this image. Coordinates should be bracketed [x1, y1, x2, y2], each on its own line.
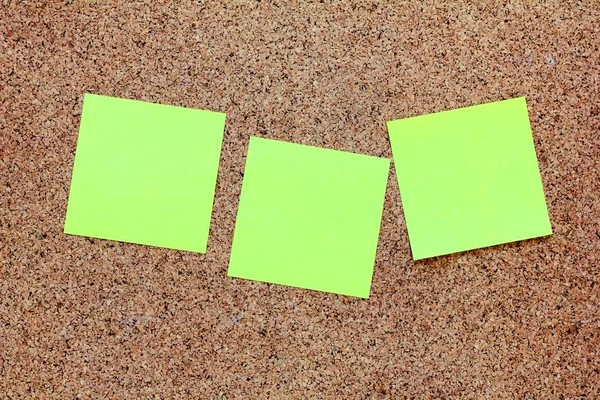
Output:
[64, 94, 226, 253]
[228, 137, 390, 298]
[387, 97, 552, 260]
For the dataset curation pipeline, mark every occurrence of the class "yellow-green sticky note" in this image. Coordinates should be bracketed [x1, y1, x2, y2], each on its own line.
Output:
[228, 137, 390, 298]
[64, 94, 226, 253]
[387, 97, 552, 260]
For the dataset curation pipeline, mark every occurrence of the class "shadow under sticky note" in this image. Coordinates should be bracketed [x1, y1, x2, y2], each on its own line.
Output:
[387, 97, 552, 260]
[64, 94, 226, 253]
[228, 137, 390, 298]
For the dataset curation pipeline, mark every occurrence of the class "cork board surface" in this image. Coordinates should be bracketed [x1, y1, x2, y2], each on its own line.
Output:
[1, 1, 599, 398]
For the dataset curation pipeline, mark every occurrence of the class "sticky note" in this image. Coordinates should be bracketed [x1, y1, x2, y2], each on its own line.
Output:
[64, 94, 226, 253]
[228, 137, 390, 298]
[387, 97, 552, 260]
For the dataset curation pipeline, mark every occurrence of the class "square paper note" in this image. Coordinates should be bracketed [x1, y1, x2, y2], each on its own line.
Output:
[387, 97, 551, 260]
[64, 94, 226, 253]
[228, 137, 390, 298]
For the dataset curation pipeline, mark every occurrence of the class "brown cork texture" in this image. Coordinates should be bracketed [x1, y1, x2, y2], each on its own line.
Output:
[1, 1, 599, 398]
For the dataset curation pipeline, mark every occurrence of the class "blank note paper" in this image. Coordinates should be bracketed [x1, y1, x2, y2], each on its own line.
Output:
[387, 97, 552, 260]
[64, 94, 226, 253]
[228, 137, 390, 298]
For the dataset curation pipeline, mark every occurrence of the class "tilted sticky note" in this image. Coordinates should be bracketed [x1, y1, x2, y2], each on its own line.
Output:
[387, 97, 552, 260]
[64, 94, 226, 253]
[228, 137, 390, 298]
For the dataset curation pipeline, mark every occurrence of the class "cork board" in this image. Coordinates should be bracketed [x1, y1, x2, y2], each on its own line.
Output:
[1, 1, 599, 398]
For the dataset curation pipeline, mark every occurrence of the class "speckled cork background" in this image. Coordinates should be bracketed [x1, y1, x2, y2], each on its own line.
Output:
[1, 1, 599, 398]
